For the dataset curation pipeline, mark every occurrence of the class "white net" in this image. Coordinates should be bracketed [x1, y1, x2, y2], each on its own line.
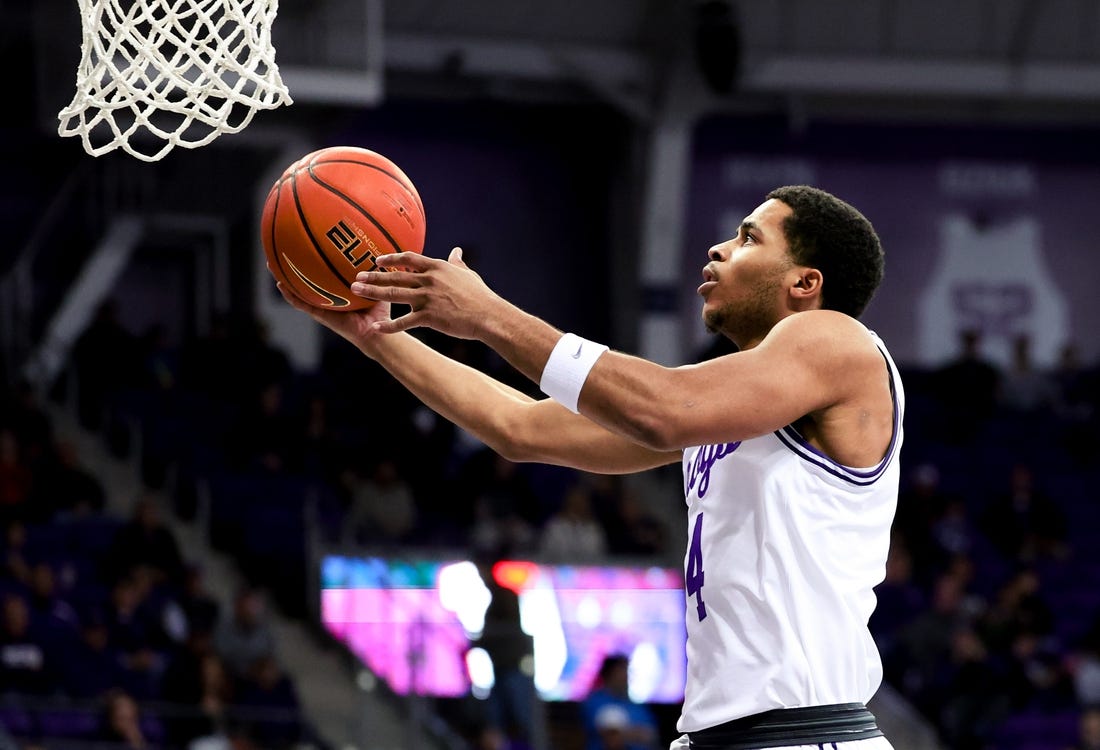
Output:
[58, 0, 293, 162]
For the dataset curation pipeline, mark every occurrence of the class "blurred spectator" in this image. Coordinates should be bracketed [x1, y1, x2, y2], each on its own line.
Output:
[1000, 628, 1074, 713]
[341, 456, 418, 546]
[103, 573, 153, 654]
[235, 654, 303, 748]
[64, 609, 124, 699]
[235, 317, 293, 399]
[183, 314, 291, 409]
[161, 630, 231, 745]
[998, 333, 1057, 416]
[187, 718, 260, 750]
[103, 494, 185, 588]
[539, 482, 607, 562]
[475, 558, 537, 749]
[931, 328, 1000, 441]
[97, 688, 148, 749]
[0, 427, 33, 523]
[1052, 342, 1100, 465]
[0, 724, 18, 750]
[103, 570, 168, 700]
[888, 568, 983, 711]
[25, 560, 80, 635]
[1052, 342, 1096, 421]
[71, 300, 140, 436]
[604, 491, 667, 558]
[591, 705, 633, 750]
[179, 563, 221, 637]
[936, 626, 1009, 750]
[979, 462, 1070, 564]
[226, 382, 299, 473]
[893, 465, 976, 590]
[30, 437, 107, 518]
[179, 313, 239, 403]
[1069, 705, 1100, 750]
[1, 379, 53, 468]
[196, 653, 235, 733]
[1, 519, 32, 588]
[139, 322, 180, 394]
[580, 654, 659, 750]
[214, 587, 277, 680]
[928, 497, 981, 574]
[976, 568, 1054, 655]
[462, 450, 540, 560]
[0, 592, 56, 696]
[1071, 616, 1100, 706]
[297, 391, 342, 482]
[870, 533, 927, 660]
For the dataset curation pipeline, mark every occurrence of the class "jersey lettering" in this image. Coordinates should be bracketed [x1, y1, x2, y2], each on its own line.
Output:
[685, 442, 740, 498]
[686, 513, 706, 621]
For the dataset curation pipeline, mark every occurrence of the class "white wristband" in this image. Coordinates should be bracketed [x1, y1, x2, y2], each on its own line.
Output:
[539, 333, 609, 414]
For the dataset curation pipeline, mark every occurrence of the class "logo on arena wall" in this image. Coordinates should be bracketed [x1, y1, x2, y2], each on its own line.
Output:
[916, 214, 1068, 368]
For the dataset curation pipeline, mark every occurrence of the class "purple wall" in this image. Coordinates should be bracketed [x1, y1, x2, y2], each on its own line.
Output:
[335, 100, 632, 345]
[686, 116, 1100, 368]
[336, 104, 1100, 370]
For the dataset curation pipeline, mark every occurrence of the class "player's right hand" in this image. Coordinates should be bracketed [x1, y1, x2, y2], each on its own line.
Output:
[274, 278, 392, 356]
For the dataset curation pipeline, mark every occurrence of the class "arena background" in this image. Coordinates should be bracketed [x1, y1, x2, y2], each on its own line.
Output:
[2, 2, 1100, 750]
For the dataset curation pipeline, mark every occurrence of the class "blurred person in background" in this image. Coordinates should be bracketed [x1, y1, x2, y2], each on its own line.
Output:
[581, 654, 659, 750]
[97, 688, 149, 749]
[214, 586, 277, 681]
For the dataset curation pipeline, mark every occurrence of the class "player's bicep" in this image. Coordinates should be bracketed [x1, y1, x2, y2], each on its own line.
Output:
[669, 315, 863, 445]
[509, 398, 681, 474]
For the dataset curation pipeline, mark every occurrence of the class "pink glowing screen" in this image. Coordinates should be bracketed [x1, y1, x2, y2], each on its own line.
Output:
[319, 555, 687, 702]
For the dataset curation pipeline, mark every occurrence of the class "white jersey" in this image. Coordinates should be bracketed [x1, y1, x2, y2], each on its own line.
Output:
[677, 331, 904, 733]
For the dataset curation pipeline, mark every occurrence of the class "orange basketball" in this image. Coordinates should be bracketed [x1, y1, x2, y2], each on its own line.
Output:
[261, 146, 426, 311]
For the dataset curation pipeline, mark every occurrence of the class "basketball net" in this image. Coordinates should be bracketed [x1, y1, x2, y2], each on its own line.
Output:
[58, 0, 293, 162]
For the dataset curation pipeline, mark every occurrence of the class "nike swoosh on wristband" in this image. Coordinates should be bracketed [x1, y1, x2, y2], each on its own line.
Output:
[284, 255, 351, 307]
[572, 343, 584, 358]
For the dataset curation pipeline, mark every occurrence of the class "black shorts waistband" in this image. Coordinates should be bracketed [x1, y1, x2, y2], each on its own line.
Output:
[688, 702, 883, 749]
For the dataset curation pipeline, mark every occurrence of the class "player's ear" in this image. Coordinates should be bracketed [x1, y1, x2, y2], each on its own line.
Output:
[790, 268, 823, 301]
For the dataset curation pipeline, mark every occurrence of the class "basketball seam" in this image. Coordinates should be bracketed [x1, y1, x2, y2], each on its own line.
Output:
[268, 183, 348, 306]
[291, 173, 363, 289]
[308, 155, 426, 226]
[265, 185, 297, 295]
[305, 161, 418, 259]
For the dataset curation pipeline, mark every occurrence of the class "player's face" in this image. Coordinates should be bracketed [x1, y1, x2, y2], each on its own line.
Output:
[698, 199, 797, 348]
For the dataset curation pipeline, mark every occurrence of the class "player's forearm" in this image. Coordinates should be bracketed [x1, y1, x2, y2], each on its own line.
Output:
[359, 329, 679, 473]
[357, 331, 535, 459]
[473, 295, 563, 384]
[472, 302, 688, 451]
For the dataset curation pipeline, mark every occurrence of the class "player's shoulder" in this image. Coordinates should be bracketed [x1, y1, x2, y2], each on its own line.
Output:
[760, 311, 886, 385]
[767, 309, 880, 353]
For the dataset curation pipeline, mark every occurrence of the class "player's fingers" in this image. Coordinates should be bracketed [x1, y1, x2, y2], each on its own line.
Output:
[374, 252, 434, 271]
[350, 280, 420, 305]
[371, 310, 423, 334]
[353, 270, 422, 287]
[448, 247, 468, 268]
[275, 281, 311, 311]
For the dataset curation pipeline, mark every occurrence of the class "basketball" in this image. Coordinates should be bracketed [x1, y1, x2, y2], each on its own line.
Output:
[261, 146, 426, 311]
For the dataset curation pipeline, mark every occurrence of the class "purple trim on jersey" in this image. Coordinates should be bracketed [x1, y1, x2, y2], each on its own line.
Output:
[773, 348, 900, 487]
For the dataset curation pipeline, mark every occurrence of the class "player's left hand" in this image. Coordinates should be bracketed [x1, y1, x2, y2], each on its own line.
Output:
[351, 247, 504, 338]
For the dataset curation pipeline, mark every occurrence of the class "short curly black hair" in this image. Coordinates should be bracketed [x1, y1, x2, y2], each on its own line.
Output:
[766, 185, 884, 319]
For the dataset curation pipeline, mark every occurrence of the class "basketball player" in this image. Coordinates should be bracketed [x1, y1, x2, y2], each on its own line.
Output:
[277, 185, 902, 750]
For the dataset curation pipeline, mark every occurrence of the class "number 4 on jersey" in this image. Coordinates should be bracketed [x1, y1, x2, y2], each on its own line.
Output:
[686, 513, 706, 621]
